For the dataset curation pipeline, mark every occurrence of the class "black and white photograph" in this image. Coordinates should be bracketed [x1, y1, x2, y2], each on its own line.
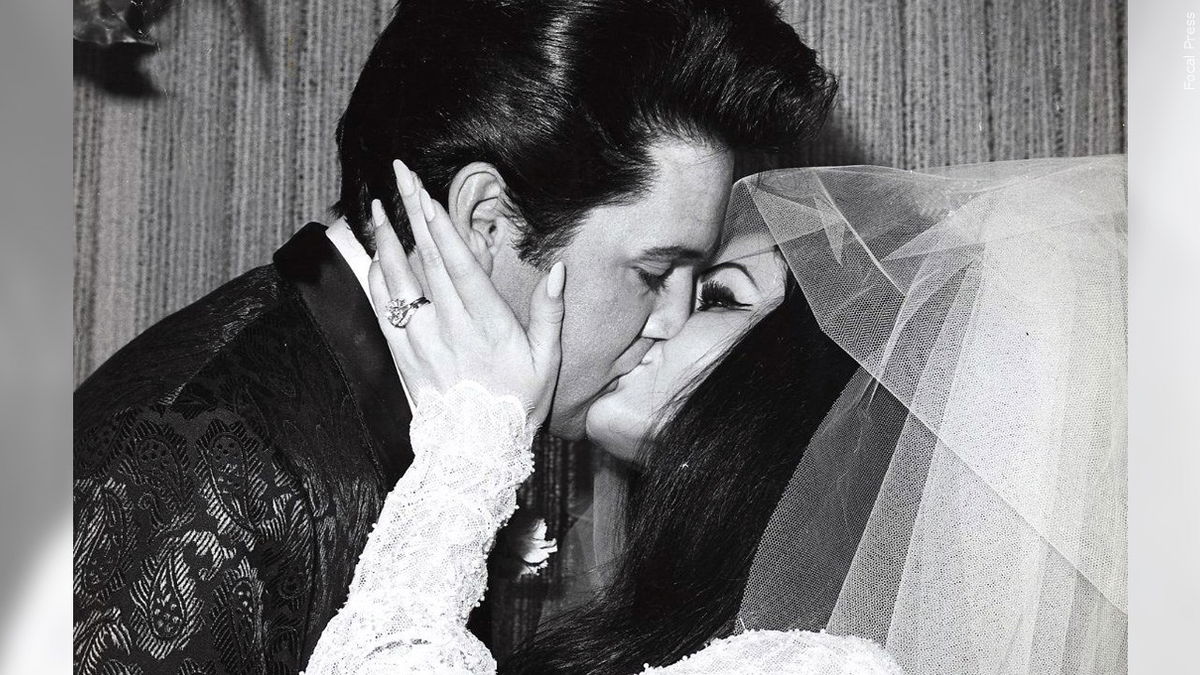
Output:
[4, 0, 1198, 672]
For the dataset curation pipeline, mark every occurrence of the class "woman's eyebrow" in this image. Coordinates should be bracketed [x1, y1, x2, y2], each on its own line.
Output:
[705, 260, 758, 290]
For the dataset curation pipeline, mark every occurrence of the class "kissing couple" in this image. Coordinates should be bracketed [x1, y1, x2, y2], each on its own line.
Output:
[74, 1, 1127, 673]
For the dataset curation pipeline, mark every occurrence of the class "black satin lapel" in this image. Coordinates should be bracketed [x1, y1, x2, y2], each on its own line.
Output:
[273, 223, 413, 485]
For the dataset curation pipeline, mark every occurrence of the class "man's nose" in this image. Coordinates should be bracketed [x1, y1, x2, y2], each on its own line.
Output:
[642, 276, 693, 341]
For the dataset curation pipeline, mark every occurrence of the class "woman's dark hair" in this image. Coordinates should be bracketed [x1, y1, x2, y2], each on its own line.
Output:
[500, 278, 860, 673]
[334, 0, 837, 264]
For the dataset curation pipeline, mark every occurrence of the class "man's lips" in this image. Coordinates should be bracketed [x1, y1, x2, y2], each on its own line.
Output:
[603, 354, 654, 394]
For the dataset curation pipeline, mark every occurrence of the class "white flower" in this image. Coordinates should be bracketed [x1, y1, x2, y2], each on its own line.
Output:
[515, 518, 558, 576]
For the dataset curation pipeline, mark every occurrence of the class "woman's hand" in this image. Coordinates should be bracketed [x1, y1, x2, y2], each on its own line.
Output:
[367, 159, 566, 427]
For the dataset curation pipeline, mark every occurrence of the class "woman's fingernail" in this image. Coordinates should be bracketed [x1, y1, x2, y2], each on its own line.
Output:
[419, 189, 436, 221]
[547, 261, 565, 299]
[371, 199, 387, 227]
[394, 159, 415, 195]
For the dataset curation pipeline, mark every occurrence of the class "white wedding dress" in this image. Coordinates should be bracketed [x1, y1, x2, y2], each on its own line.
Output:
[303, 382, 903, 674]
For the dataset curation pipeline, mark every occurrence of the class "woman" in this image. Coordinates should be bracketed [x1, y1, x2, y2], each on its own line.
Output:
[306, 155, 1126, 673]
[521, 157, 1128, 674]
[507, 230, 864, 672]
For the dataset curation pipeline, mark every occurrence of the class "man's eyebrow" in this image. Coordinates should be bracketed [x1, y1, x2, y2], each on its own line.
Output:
[638, 245, 710, 264]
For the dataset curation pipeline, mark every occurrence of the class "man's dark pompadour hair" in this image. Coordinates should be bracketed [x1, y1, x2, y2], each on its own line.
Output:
[334, 0, 837, 265]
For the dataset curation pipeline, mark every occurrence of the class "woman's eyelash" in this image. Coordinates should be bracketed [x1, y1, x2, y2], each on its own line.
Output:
[638, 268, 670, 292]
[697, 279, 750, 311]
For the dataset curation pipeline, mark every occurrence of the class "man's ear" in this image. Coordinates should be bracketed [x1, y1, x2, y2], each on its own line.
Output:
[447, 162, 517, 276]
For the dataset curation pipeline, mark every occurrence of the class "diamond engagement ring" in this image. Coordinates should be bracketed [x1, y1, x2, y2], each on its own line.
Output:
[384, 297, 430, 328]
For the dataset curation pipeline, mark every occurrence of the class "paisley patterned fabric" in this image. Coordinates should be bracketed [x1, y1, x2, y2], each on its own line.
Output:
[73, 224, 418, 674]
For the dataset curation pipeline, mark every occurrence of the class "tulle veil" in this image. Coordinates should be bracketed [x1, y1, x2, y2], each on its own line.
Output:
[732, 155, 1127, 674]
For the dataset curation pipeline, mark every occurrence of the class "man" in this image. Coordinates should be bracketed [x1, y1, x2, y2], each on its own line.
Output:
[73, 0, 836, 671]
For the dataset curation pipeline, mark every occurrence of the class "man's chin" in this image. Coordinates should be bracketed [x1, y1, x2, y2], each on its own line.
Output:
[548, 384, 622, 440]
[545, 406, 588, 441]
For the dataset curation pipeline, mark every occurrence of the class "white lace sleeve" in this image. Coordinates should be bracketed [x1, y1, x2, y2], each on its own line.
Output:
[644, 630, 905, 674]
[303, 381, 537, 675]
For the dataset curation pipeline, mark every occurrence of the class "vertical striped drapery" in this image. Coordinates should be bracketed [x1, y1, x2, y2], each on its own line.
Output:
[73, 0, 1126, 656]
[74, 0, 1126, 381]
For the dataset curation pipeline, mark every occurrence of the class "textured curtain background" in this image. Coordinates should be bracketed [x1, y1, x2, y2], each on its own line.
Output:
[72, 0, 1126, 655]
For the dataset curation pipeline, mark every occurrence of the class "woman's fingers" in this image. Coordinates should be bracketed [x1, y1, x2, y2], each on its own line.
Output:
[368, 261, 397, 330]
[392, 160, 462, 310]
[371, 199, 423, 302]
[527, 261, 566, 380]
[371, 198, 435, 336]
[416, 187, 507, 316]
[392, 159, 423, 227]
[368, 261, 417, 362]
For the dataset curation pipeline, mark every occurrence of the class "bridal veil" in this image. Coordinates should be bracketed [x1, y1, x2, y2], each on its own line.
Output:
[731, 156, 1127, 674]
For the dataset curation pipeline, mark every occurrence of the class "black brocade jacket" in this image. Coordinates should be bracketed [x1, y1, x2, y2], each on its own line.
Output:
[74, 223, 426, 674]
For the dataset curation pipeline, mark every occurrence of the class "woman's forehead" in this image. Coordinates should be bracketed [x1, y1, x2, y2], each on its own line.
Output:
[714, 228, 777, 263]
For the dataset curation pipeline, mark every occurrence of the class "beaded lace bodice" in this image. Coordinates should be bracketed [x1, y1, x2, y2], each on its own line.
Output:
[304, 382, 903, 674]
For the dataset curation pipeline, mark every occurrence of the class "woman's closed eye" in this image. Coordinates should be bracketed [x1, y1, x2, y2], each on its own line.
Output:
[696, 279, 750, 311]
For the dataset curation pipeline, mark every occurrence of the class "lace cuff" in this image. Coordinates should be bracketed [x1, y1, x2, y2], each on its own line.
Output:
[409, 380, 537, 491]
